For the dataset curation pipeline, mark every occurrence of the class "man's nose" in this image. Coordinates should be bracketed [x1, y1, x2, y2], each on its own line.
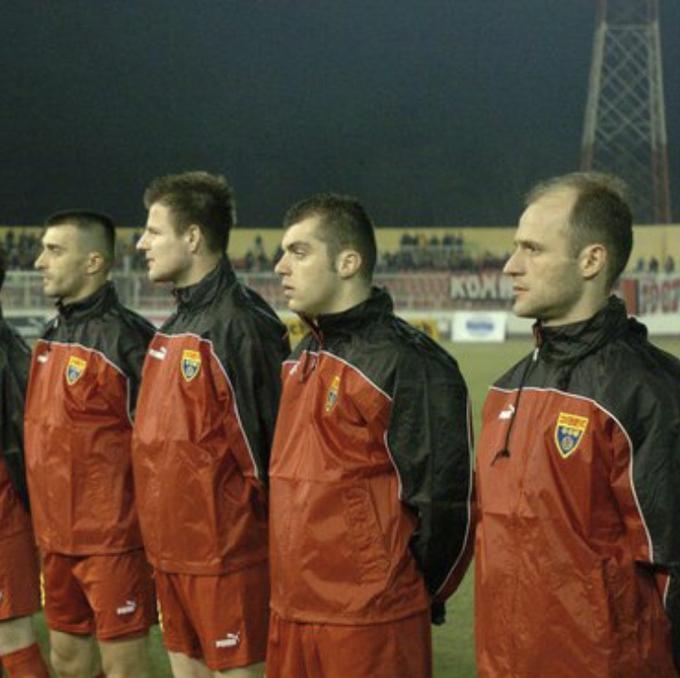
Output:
[503, 250, 521, 276]
[274, 254, 288, 275]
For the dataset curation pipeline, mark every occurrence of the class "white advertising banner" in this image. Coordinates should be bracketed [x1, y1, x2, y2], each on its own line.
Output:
[453, 311, 507, 342]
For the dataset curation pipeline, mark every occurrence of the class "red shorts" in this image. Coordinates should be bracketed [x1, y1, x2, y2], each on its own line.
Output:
[266, 609, 432, 678]
[42, 550, 156, 641]
[155, 562, 269, 671]
[0, 530, 41, 621]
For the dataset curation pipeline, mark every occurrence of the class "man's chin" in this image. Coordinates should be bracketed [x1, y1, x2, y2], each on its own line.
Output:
[288, 301, 315, 318]
[512, 301, 534, 319]
[148, 269, 168, 284]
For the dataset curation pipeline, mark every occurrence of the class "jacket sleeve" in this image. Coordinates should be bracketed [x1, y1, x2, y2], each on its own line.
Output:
[121, 319, 156, 415]
[611, 384, 680, 669]
[0, 348, 30, 511]
[220, 316, 290, 486]
[385, 348, 474, 607]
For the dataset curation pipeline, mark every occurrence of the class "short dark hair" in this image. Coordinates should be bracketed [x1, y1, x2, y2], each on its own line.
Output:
[143, 171, 235, 253]
[526, 172, 633, 288]
[283, 193, 377, 281]
[44, 209, 116, 264]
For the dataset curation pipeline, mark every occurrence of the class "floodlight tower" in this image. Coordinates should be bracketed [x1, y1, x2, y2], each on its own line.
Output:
[581, 0, 671, 223]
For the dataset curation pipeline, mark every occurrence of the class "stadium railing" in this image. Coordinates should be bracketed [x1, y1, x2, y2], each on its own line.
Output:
[5, 270, 680, 340]
[3, 270, 514, 312]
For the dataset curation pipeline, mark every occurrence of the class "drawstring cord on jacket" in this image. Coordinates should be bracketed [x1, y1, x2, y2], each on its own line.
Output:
[298, 315, 323, 382]
[491, 337, 541, 465]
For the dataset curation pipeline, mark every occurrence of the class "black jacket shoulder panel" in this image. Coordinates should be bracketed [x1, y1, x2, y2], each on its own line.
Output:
[41, 283, 155, 412]
[0, 317, 31, 510]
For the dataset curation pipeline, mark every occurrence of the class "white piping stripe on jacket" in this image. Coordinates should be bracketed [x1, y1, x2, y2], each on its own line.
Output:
[489, 384, 655, 564]
[435, 392, 474, 598]
[286, 348, 473, 595]
[154, 332, 261, 481]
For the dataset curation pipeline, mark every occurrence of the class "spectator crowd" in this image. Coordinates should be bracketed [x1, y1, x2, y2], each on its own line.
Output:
[1, 227, 675, 277]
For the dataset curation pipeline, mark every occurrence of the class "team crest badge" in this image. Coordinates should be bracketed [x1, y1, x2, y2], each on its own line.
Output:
[181, 350, 201, 382]
[325, 376, 341, 413]
[554, 412, 589, 459]
[65, 356, 87, 385]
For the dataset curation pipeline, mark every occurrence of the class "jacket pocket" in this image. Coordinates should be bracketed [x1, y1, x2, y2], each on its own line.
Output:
[342, 484, 391, 582]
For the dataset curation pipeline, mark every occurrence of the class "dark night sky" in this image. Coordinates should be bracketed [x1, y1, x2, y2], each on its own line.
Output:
[0, 1, 678, 228]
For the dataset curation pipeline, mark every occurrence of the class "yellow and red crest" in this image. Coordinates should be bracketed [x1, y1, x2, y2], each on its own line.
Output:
[554, 412, 589, 459]
[325, 376, 341, 413]
[65, 356, 87, 385]
[180, 349, 201, 382]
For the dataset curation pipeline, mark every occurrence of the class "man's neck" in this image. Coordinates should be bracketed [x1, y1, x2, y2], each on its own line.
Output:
[174, 254, 222, 288]
[60, 279, 108, 306]
[311, 284, 372, 318]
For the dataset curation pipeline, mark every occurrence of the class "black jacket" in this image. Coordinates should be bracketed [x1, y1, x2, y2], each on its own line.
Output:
[0, 307, 31, 511]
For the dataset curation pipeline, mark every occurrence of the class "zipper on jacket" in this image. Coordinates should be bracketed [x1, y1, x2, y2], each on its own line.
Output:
[298, 316, 323, 382]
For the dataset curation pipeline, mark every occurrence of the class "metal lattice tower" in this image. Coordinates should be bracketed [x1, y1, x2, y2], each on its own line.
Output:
[581, 0, 671, 223]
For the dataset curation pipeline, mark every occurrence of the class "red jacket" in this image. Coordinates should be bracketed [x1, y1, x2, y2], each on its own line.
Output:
[132, 259, 289, 574]
[25, 283, 155, 554]
[269, 290, 473, 625]
[475, 298, 678, 677]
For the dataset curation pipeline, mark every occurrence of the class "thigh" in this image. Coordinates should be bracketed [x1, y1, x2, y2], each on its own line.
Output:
[75, 550, 156, 641]
[42, 552, 94, 635]
[49, 628, 98, 675]
[163, 563, 269, 672]
[214, 661, 265, 677]
[167, 651, 212, 678]
[99, 634, 150, 677]
[0, 616, 37, 655]
[0, 530, 40, 621]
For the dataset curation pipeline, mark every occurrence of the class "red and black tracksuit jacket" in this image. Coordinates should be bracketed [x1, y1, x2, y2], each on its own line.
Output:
[132, 257, 289, 575]
[25, 282, 155, 555]
[0, 310, 33, 540]
[475, 296, 680, 677]
[269, 288, 474, 625]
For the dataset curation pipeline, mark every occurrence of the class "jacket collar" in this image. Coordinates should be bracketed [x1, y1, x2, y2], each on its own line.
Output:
[173, 257, 236, 310]
[56, 281, 118, 322]
[305, 287, 393, 340]
[492, 295, 639, 463]
[535, 295, 643, 365]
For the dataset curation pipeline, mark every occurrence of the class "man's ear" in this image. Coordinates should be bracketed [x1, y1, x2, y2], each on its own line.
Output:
[336, 249, 362, 279]
[185, 224, 203, 254]
[85, 251, 107, 275]
[579, 242, 607, 280]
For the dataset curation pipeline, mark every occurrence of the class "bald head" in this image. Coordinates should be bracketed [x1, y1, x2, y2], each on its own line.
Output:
[525, 172, 632, 289]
